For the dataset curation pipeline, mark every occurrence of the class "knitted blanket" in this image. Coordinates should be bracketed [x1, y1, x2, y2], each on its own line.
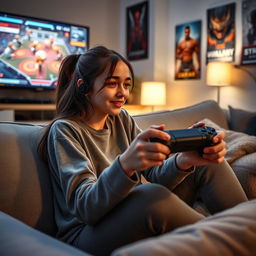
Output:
[201, 119, 256, 164]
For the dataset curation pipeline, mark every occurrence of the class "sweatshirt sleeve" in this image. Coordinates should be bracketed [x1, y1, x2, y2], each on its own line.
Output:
[47, 121, 139, 226]
[143, 154, 195, 191]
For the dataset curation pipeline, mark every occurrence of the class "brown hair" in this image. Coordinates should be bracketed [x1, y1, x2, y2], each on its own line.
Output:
[37, 45, 134, 162]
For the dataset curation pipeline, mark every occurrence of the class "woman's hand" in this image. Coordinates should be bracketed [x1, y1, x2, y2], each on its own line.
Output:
[175, 122, 227, 171]
[119, 125, 171, 177]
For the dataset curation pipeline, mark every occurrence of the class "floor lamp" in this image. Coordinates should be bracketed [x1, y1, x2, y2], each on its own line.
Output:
[141, 81, 166, 111]
[206, 62, 232, 105]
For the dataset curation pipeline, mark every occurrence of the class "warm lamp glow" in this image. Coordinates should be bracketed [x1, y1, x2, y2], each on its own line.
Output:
[206, 62, 232, 86]
[141, 81, 166, 107]
[206, 62, 232, 105]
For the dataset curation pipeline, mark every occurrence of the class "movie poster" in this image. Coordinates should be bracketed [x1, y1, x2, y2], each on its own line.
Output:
[207, 3, 236, 63]
[126, 1, 148, 61]
[175, 20, 201, 80]
[241, 0, 256, 65]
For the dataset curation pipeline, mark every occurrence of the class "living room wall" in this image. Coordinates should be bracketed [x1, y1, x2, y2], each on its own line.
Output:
[167, 0, 256, 111]
[120, 0, 256, 111]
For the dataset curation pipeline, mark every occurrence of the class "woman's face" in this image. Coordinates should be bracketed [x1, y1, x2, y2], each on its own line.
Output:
[87, 60, 132, 120]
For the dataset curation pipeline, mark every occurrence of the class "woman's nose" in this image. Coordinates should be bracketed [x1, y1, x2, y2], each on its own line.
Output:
[117, 84, 128, 95]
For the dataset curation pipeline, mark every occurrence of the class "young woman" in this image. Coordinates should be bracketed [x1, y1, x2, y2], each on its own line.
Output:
[38, 46, 247, 256]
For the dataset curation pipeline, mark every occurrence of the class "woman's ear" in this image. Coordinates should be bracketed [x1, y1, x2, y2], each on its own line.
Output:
[77, 78, 89, 94]
[77, 78, 84, 88]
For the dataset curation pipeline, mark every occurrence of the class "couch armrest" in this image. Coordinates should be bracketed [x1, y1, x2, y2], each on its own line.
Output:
[0, 211, 91, 256]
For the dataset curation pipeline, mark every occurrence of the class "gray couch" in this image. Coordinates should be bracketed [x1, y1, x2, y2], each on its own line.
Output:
[0, 100, 255, 255]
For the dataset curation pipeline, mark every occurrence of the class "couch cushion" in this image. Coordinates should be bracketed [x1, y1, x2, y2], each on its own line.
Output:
[112, 200, 256, 256]
[0, 122, 56, 235]
[0, 211, 90, 256]
[228, 105, 256, 135]
[133, 100, 228, 130]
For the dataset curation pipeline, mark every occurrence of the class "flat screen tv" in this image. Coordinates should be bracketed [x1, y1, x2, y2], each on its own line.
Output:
[0, 11, 89, 90]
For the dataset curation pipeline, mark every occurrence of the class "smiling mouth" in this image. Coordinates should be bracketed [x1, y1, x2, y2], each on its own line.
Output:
[111, 101, 125, 107]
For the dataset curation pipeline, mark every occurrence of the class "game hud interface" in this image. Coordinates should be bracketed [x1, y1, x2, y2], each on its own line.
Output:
[0, 12, 89, 89]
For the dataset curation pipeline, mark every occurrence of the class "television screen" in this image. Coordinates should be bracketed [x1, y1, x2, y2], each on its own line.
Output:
[0, 12, 89, 90]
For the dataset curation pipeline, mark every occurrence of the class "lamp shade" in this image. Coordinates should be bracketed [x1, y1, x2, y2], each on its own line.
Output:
[141, 81, 166, 106]
[206, 62, 232, 86]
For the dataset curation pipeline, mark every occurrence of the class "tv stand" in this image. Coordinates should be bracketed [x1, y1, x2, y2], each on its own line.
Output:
[0, 104, 153, 122]
[0, 97, 54, 104]
[0, 103, 55, 111]
[0, 103, 56, 122]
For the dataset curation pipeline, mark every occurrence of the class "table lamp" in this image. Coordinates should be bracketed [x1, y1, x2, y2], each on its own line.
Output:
[141, 81, 166, 111]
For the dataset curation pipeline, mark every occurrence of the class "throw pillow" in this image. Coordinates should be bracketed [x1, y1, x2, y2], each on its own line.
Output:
[228, 105, 256, 136]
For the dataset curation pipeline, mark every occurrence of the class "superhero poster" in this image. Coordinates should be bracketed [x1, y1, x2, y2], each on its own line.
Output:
[241, 0, 256, 65]
[126, 1, 148, 61]
[207, 3, 236, 63]
[175, 20, 201, 80]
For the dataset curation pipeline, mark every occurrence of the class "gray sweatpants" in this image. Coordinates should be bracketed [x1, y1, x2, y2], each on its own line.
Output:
[72, 161, 248, 256]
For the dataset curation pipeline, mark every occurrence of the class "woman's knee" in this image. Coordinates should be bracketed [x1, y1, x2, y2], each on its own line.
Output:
[195, 159, 233, 184]
[132, 183, 172, 205]
[131, 184, 179, 230]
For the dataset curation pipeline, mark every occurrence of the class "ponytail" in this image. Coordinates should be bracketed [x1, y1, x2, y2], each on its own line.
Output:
[56, 54, 80, 102]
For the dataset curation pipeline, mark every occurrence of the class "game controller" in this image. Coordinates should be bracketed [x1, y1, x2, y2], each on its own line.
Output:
[150, 126, 217, 153]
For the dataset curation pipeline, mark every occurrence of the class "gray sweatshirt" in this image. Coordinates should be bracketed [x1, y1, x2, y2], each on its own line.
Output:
[47, 109, 192, 243]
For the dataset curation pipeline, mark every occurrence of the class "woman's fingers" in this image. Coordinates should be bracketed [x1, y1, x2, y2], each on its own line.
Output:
[120, 126, 172, 174]
[189, 121, 205, 129]
[138, 127, 170, 142]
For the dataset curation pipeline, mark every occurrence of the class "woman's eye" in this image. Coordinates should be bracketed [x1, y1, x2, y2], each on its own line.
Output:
[124, 83, 132, 88]
[105, 81, 117, 87]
